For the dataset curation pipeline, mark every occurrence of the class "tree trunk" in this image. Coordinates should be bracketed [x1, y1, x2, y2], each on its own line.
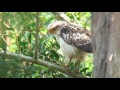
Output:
[92, 12, 120, 78]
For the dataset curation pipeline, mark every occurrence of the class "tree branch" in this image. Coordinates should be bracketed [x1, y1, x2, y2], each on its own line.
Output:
[52, 12, 71, 23]
[34, 12, 39, 60]
[52, 12, 80, 27]
[0, 51, 87, 78]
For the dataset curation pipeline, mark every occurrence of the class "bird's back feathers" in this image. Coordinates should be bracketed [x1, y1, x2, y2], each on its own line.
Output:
[60, 23, 92, 53]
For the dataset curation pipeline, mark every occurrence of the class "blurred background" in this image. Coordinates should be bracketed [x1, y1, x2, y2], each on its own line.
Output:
[0, 12, 93, 78]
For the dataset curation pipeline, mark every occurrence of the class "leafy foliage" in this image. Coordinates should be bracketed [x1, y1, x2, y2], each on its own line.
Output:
[0, 12, 93, 78]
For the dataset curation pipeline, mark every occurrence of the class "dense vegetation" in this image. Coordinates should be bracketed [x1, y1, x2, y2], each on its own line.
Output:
[0, 12, 93, 78]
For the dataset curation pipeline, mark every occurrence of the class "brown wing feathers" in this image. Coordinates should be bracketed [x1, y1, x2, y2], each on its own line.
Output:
[60, 24, 92, 53]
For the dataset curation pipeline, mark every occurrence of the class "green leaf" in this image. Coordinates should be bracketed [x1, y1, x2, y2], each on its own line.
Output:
[80, 67, 89, 73]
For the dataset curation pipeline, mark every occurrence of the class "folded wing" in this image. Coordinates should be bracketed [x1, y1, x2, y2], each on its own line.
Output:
[60, 24, 92, 53]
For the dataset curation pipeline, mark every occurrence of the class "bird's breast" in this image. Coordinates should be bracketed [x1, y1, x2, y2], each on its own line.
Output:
[55, 34, 79, 57]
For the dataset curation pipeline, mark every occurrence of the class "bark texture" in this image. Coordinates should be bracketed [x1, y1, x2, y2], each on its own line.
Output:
[92, 12, 120, 78]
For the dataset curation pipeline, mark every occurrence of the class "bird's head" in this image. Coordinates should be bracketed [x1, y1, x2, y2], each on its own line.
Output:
[47, 21, 67, 34]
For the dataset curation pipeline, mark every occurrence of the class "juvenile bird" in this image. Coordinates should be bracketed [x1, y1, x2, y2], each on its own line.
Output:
[47, 21, 92, 72]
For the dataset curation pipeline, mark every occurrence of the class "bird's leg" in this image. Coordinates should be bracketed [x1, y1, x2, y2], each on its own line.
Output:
[74, 60, 81, 73]
[64, 56, 73, 68]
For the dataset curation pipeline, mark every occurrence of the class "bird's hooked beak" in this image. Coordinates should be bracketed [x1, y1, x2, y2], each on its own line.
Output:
[47, 28, 55, 34]
[47, 29, 55, 38]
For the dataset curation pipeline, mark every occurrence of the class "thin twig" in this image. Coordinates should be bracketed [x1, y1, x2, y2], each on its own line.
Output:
[52, 12, 80, 27]
[52, 12, 71, 23]
[71, 12, 80, 25]
[34, 12, 39, 61]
